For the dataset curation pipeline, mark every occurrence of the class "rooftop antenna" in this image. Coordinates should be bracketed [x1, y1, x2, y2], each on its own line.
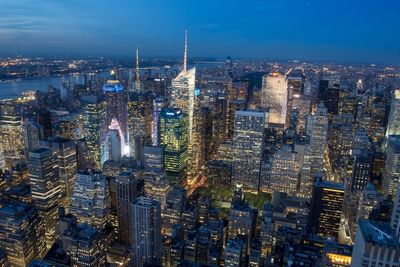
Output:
[183, 30, 188, 73]
[135, 46, 140, 93]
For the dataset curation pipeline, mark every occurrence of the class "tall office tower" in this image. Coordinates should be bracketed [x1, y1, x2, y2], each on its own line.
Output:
[391, 186, 400, 241]
[196, 226, 212, 264]
[383, 135, 400, 197]
[127, 92, 152, 160]
[189, 107, 206, 176]
[103, 71, 128, 143]
[386, 90, 400, 139]
[58, 113, 84, 141]
[70, 170, 109, 228]
[227, 199, 257, 255]
[40, 137, 77, 210]
[0, 203, 46, 266]
[0, 101, 24, 162]
[163, 186, 187, 234]
[171, 32, 196, 151]
[160, 108, 189, 180]
[81, 95, 108, 169]
[292, 96, 311, 134]
[270, 146, 300, 196]
[152, 97, 166, 146]
[350, 153, 372, 192]
[224, 238, 244, 267]
[115, 171, 143, 245]
[135, 47, 141, 93]
[300, 103, 328, 198]
[61, 223, 106, 267]
[28, 147, 62, 247]
[36, 109, 52, 138]
[131, 197, 161, 267]
[109, 118, 123, 162]
[318, 78, 345, 120]
[143, 145, 171, 209]
[260, 208, 274, 265]
[232, 110, 268, 192]
[308, 179, 345, 239]
[23, 118, 44, 154]
[261, 72, 288, 126]
[351, 221, 400, 267]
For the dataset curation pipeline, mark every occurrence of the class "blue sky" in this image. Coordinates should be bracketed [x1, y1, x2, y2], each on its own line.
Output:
[0, 0, 399, 63]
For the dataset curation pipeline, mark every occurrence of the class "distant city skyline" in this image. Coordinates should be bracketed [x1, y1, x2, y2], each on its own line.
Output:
[0, 0, 399, 63]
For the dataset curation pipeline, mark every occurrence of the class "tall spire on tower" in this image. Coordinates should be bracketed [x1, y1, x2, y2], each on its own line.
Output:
[135, 46, 141, 93]
[183, 30, 188, 73]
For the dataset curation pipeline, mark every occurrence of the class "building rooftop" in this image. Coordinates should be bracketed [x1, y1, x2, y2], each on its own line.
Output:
[359, 220, 399, 248]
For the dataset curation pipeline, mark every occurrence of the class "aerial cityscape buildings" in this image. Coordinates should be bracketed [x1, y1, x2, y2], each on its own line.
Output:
[0, 2, 399, 266]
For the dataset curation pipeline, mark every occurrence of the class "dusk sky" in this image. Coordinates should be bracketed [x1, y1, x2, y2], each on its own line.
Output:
[0, 0, 399, 63]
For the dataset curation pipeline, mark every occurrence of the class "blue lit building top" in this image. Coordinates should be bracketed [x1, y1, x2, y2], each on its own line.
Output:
[358, 220, 399, 248]
[103, 79, 124, 93]
[161, 108, 183, 118]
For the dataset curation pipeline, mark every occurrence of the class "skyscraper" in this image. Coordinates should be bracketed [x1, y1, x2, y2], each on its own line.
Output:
[386, 89, 400, 139]
[170, 32, 197, 166]
[115, 171, 143, 245]
[308, 178, 345, 239]
[0, 203, 46, 266]
[131, 197, 161, 267]
[23, 118, 44, 155]
[300, 103, 328, 198]
[81, 95, 108, 169]
[70, 170, 109, 228]
[40, 137, 77, 209]
[135, 47, 141, 93]
[391, 185, 400, 241]
[270, 146, 300, 196]
[261, 72, 288, 126]
[28, 147, 62, 247]
[160, 108, 189, 180]
[103, 70, 128, 143]
[351, 221, 400, 267]
[383, 135, 400, 197]
[232, 110, 268, 192]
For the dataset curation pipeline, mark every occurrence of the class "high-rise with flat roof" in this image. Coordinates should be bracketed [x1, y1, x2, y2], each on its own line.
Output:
[131, 197, 161, 267]
[232, 110, 268, 192]
[308, 178, 345, 239]
[28, 147, 62, 247]
[384, 135, 400, 197]
[0, 203, 46, 266]
[261, 72, 288, 126]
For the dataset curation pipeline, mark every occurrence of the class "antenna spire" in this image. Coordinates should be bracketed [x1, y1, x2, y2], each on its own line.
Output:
[135, 46, 140, 93]
[183, 30, 188, 73]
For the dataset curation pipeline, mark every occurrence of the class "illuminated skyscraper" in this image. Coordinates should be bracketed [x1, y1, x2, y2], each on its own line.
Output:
[171, 32, 196, 164]
[232, 110, 268, 192]
[40, 137, 77, 210]
[28, 147, 62, 247]
[383, 135, 400, 197]
[391, 185, 400, 241]
[0, 100, 24, 163]
[23, 118, 44, 155]
[131, 197, 162, 267]
[300, 103, 328, 198]
[81, 95, 108, 169]
[115, 171, 143, 245]
[270, 146, 300, 196]
[160, 108, 188, 179]
[127, 92, 152, 161]
[103, 71, 128, 144]
[0, 203, 46, 266]
[144, 145, 171, 209]
[308, 178, 344, 239]
[386, 90, 400, 139]
[261, 73, 288, 126]
[70, 170, 109, 228]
